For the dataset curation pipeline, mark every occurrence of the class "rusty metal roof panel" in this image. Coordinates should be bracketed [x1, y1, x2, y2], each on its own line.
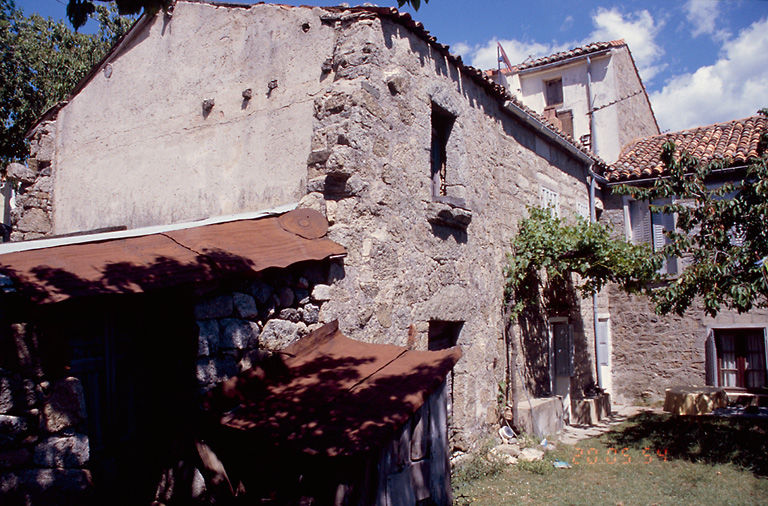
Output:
[219, 321, 462, 458]
[0, 209, 345, 304]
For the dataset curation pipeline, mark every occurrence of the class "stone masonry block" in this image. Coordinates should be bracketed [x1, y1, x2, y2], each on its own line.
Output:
[33, 435, 89, 468]
[219, 319, 259, 350]
[194, 295, 233, 319]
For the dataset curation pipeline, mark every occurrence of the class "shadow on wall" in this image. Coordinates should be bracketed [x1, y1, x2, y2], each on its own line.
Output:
[516, 274, 594, 399]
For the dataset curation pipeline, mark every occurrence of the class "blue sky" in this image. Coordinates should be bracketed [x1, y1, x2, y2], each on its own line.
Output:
[16, 0, 768, 132]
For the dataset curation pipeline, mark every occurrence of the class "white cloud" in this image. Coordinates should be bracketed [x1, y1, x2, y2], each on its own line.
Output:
[684, 0, 730, 41]
[650, 17, 768, 131]
[465, 38, 562, 71]
[586, 7, 666, 82]
[455, 7, 665, 84]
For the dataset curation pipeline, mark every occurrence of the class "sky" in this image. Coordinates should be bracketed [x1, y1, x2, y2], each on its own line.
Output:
[15, 0, 768, 132]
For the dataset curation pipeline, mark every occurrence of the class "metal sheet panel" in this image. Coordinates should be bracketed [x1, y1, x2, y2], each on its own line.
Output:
[219, 321, 462, 458]
[0, 209, 345, 304]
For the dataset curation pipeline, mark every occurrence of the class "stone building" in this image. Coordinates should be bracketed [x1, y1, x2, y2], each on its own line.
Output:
[600, 114, 768, 404]
[1, 1, 615, 502]
[489, 40, 659, 163]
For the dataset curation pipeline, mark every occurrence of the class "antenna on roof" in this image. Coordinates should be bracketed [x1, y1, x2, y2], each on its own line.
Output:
[497, 42, 514, 74]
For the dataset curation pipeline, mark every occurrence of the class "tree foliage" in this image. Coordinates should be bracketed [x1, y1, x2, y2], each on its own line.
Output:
[396, 0, 430, 10]
[66, 0, 170, 29]
[504, 207, 660, 319]
[613, 121, 768, 317]
[0, 1, 134, 166]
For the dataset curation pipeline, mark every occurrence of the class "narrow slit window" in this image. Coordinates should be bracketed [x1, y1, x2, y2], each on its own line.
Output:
[431, 104, 454, 198]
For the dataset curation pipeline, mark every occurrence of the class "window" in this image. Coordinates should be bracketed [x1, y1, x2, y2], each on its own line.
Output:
[428, 320, 463, 351]
[711, 329, 767, 389]
[431, 104, 455, 198]
[556, 109, 574, 137]
[625, 198, 677, 274]
[544, 78, 563, 107]
[540, 187, 560, 218]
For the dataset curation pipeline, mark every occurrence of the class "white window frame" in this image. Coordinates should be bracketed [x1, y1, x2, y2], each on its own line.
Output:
[705, 324, 768, 389]
[540, 187, 560, 218]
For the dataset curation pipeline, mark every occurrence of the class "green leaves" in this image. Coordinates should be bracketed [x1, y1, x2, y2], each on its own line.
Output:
[66, 1, 171, 30]
[0, 2, 133, 166]
[613, 139, 768, 317]
[397, 0, 430, 11]
[504, 207, 660, 320]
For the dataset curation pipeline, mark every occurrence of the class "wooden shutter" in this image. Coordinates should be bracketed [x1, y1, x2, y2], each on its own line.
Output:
[597, 319, 610, 367]
[553, 323, 574, 377]
[630, 200, 652, 245]
[705, 329, 717, 386]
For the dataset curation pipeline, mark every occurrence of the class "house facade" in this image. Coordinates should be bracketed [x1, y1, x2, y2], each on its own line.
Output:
[600, 114, 768, 404]
[489, 40, 659, 163]
[2, 1, 615, 502]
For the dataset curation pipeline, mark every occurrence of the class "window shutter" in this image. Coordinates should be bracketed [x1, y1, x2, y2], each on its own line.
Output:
[630, 201, 652, 245]
[597, 319, 609, 367]
[705, 329, 717, 386]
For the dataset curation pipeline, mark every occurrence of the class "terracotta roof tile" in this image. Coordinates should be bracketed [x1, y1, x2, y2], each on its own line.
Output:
[605, 115, 767, 182]
[511, 40, 625, 72]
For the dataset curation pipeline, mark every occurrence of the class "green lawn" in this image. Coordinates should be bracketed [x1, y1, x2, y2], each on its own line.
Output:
[453, 413, 768, 505]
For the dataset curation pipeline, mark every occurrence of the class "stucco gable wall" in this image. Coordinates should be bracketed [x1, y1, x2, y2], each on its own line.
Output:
[52, 2, 336, 234]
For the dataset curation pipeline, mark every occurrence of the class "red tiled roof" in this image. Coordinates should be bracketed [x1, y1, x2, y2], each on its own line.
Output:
[512, 40, 625, 72]
[219, 320, 462, 458]
[605, 115, 767, 183]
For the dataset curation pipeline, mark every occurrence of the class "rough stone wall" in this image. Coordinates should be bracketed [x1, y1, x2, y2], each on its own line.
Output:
[602, 194, 768, 404]
[0, 322, 92, 505]
[7, 122, 55, 241]
[297, 12, 598, 447]
[192, 260, 337, 392]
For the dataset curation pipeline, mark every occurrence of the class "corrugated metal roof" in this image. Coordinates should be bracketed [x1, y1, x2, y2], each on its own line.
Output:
[0, 209, 345, 304]
[605, 115, 767, 182]
[219, 320, 462, 458]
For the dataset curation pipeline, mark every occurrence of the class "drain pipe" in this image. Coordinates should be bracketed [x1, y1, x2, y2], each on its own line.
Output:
[588, 166, 605, 389]
[586, 55, 596, 155]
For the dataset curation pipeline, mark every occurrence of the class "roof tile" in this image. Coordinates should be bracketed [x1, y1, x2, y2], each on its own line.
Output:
[604, 115, 767, 182]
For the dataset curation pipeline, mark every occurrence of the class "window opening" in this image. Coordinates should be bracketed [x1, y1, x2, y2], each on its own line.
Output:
[428, 320, 463, 422]
[431, 104, 454, 198]
[545, 78, 563, 107]
[714, 329, 767, 389]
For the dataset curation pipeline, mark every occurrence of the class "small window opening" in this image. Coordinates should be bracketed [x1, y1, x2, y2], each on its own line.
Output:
[431, 104, 455, 198]
[545, 78, 563, 107]
[428, 320, 463, 350]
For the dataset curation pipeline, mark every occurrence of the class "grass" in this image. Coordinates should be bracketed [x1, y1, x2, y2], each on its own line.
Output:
[452, 412, 768, 505]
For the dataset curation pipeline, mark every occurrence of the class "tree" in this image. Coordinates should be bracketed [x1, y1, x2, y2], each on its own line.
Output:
[65, 0, 426, 30]
[0, 1, 133, 166]
[613, 112, 768, 317]
[504, 207, 661, 319]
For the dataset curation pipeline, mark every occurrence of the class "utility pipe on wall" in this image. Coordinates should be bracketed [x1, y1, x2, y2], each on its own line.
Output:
[586, 55, 596, 156]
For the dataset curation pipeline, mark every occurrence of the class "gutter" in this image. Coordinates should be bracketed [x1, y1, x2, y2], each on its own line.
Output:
[586, 55, 596, 155]
[604, 164, 752, 187]
[587, 168, 603, 389]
